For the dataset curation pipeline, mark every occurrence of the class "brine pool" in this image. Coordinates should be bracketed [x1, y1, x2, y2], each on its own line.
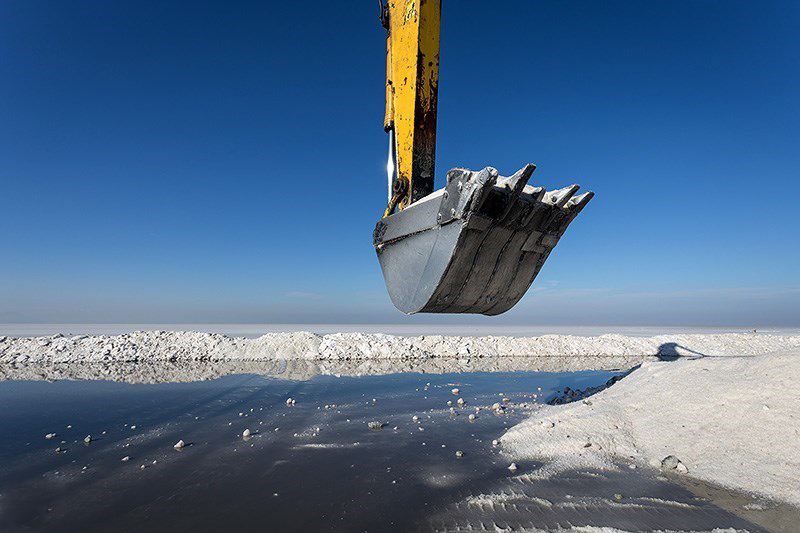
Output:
[0, 367, 769, 532]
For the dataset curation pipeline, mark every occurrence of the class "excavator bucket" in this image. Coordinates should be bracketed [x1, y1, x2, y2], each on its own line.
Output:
[373, 164, 593, 315]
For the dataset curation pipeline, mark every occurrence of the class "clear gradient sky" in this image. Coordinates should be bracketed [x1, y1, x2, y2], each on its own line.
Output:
[1, 0, 798, 326]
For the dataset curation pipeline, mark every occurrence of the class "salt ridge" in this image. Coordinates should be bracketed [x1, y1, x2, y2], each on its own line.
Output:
[1, 331, 798, 364]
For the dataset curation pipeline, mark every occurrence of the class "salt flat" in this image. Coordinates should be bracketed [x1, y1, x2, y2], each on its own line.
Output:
[502, 348, 800, 510]
[1, 328, 798, 530]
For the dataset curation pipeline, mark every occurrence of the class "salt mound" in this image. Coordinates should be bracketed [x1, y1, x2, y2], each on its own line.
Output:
[1, 331, 799, 365]
[0, 331, 321, 365]
[501, 348, 800, 507]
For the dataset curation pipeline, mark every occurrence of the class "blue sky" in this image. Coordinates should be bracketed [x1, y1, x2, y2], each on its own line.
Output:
[1, 0, 798, 325]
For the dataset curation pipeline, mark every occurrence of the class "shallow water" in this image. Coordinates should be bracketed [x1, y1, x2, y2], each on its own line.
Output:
[0, 369, 767, 532]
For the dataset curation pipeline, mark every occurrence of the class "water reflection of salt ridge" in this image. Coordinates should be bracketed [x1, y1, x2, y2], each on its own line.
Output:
[0, 355, 643, 384]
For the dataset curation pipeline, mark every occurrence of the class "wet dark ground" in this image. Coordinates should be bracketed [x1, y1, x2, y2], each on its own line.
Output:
[0, 369, 769, 533]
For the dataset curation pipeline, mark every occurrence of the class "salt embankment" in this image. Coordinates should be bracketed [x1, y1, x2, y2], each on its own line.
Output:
[501, 348, 800, 508]
[1, 331, 799, 367]
[3, 329, 799, 511]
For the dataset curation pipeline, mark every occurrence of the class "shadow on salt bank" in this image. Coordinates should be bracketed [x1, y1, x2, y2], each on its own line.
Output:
[656, 342, 707, 361]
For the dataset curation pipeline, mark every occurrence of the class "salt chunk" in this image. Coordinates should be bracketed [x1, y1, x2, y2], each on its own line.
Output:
[661, 455, 680, 469]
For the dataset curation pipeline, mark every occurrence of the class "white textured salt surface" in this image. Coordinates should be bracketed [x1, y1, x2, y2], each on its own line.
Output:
[2, 331, 799, 365]
[501, 348, 800, 508]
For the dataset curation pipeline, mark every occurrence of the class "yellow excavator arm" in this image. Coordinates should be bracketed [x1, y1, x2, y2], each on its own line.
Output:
[374, 1, 594, 315]
[381, 0, 441, 216]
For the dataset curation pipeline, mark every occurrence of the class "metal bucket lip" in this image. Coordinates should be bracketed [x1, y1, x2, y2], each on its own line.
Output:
[374, 189, 445, 248]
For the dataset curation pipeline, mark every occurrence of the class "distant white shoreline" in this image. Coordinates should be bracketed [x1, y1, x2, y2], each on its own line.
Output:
[2, 323, 798, 338]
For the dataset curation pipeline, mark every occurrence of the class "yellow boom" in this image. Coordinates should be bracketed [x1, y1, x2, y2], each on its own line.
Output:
[381, 0, 441, 215]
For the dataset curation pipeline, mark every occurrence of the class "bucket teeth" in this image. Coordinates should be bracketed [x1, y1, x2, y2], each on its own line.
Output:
[374, 164, 594, 315]
[568, 191, 594, 212]
[544, 184, 580, 208]
[498, 163, 535, 196]
[522, 185, 546, 202]
[497, 164, 535, 220]
[471, 167, 499, 213]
